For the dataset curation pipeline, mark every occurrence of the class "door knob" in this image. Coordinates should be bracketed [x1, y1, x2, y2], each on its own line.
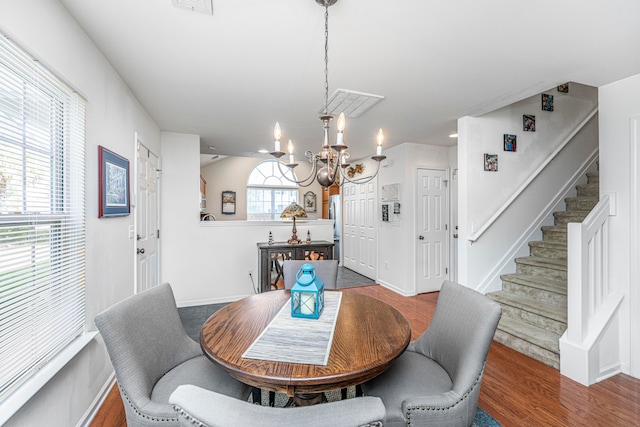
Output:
[418, 236, 424, 240]
[137, 248, 145, 254]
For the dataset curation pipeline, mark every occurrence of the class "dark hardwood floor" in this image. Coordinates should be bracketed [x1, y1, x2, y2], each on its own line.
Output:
[91, 285, 640, 426]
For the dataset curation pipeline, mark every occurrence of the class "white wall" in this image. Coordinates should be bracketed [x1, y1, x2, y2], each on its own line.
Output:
[201, 156, 323, 221]
[458, 84, 598, 292]
[463, 84, 597, 228]
[161, 134, 333, 306]
[599, 72, 640, 378]
[0, 0, 161, 425]
[376, 143, 452, 296]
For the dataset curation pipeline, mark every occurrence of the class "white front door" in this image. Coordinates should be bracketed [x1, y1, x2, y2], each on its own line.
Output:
[136, 138, 160, 293]
[416, 168, 448, 293]
[343, 179, 377, 279]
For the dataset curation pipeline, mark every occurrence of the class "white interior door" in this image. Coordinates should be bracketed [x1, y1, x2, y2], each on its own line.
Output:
[451, 168, 458, 283]
[416, 168, 448, 293]
[343, 179, 377, 279]
[343, 184, 357, 272]
[136, 138, 160, 293]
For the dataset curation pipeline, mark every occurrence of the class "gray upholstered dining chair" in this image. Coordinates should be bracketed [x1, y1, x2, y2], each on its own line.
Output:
[282, 259, 339, 289]
[94, 283, 251, 427]
[170, 384, 386, 427]
[361, 280, 502, 427]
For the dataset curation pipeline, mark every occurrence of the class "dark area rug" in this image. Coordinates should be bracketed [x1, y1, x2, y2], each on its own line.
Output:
[473, 407, 502, 427]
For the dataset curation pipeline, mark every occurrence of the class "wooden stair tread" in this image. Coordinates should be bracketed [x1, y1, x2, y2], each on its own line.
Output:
[554, 211, 591, 217]
[529, 240, 567, 249]
[500, 273, 567, 295]
[488, 291, 567, 323]
[541, 225, 567, 231]
[497, 316, 562, 353]
[515, 256, 567, 270]
[565, 195, 598, 200]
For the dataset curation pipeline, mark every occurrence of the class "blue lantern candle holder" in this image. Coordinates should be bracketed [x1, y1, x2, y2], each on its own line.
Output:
[291, 263, 325, 319]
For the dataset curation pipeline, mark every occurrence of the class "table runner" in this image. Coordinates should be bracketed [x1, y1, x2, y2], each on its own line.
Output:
[241, 292, 342, 366]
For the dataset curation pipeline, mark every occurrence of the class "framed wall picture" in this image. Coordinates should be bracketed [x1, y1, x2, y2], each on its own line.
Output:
[523, 114, 536, 132]
[303, 191, 317, 212]
[542, 93, 554, 111]
[504, 134, 517, 152]
[484, 153, 498, 172]
[221, 190, 236, 214]
[98, 145, 130, 217]
[382, 204, 389, 221]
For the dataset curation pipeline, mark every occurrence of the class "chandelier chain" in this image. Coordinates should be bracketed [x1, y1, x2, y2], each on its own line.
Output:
[323, 2, 329, 115]
[270, 0, 386, 189]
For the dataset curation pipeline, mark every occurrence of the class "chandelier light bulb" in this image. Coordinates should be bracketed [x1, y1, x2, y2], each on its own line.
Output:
[376, 129, 384, 155]
[288, 139, 295, 163]
[336, 112, 346, 145]
[274, 122, 282, 152]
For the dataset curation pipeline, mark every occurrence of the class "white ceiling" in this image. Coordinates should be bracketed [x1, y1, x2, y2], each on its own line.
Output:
[59, 0, 640, 160]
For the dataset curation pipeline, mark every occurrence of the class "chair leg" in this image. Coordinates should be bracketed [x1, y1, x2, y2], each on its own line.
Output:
[355, 384, 363, 397]
[251, 387, 261, 404]
[341, 388, 347, 400]
[269, 391, 276, 407]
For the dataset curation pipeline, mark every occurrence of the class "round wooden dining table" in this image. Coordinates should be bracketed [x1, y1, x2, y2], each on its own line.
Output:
[200, 289, 411, 403]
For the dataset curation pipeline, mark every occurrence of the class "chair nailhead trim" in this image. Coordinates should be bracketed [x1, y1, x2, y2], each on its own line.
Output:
[174, 405, 206, 427]
[406, 364, 486, 426]
[119, 385, 178, 423]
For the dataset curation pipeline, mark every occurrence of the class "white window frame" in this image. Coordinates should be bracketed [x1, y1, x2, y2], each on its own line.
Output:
[0, 34, 93, 424]
[247, 160, 299, 220]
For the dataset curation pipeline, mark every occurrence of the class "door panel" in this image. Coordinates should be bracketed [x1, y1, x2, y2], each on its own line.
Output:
[136, 140, 160, 293]
[416, 169, 448, 293]
[343, 179, 377, 279]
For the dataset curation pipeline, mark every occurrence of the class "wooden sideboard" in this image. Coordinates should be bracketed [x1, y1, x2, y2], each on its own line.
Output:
[257, 241, 334, 292]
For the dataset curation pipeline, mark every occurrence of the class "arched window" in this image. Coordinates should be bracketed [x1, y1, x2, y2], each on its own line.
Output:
[247, 160, 298, 220]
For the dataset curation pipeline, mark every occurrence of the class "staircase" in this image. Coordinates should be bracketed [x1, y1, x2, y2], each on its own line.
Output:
[488, 170, 599, 369]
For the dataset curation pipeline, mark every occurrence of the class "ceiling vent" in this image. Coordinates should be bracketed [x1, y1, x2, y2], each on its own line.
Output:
[319, 89, 385, 118]
[172, 0, 213, 15]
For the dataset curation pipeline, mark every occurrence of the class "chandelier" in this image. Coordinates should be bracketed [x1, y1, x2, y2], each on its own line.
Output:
[270, 0, 386, 188]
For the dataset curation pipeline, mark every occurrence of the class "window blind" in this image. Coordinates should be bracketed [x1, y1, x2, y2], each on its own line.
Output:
[0, 34, 86, 402]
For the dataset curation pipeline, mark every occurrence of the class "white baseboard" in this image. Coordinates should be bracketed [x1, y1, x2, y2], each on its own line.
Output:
[77, 372, 116, 427]
[597, 364, 622, 383]
[377, 280, 415, 297]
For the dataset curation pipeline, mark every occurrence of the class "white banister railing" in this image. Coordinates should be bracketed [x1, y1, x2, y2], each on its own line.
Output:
[566, 195, 611, 342]
[561, 194, 624, 385]
[468, 107, 598, 243]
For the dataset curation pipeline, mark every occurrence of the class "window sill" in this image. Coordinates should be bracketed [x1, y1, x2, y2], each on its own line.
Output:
[0, 331, 98, 425]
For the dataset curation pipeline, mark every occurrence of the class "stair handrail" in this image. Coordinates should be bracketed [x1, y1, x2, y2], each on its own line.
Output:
[468, 107, 599, 243]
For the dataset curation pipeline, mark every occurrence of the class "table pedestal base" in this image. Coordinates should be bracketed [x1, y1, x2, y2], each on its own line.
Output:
[285, 393, 327, 407]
